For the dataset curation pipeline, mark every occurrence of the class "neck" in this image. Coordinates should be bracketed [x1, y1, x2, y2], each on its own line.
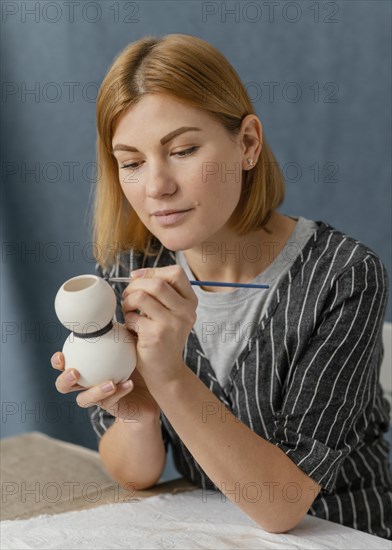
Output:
[182, 211, 297, 292]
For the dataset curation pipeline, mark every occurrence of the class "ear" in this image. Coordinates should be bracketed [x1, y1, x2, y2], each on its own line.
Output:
[240, 114, 263, 163]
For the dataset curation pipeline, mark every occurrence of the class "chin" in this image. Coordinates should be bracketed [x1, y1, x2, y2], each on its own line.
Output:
[158, 239, 189, 252]
[155, 233, 197, 252]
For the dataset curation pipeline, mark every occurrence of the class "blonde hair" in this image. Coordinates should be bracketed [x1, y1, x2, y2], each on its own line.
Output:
[93, 33, 285, 270]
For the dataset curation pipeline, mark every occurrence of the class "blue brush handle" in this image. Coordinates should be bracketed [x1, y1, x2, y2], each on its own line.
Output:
[106, 277, 269, 289]
[189, 281, 269, 289]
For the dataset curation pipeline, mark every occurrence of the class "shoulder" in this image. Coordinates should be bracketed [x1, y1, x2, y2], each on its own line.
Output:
[283, 219, 389, 321]
[307, 220, 388, 285]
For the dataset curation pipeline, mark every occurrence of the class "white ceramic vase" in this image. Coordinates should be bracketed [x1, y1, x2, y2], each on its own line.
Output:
[54, 274, 137, 388]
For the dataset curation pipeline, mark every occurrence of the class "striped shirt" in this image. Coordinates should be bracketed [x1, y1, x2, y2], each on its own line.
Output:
[175, 216, 318, 389]
[89, 218, 392, 540]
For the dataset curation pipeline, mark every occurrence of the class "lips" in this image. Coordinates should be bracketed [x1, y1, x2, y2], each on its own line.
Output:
[153, 209, 193, 226]
[153, 209, 191, 216]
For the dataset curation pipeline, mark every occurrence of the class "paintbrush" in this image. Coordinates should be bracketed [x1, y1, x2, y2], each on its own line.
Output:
[105, 276, 269, 289]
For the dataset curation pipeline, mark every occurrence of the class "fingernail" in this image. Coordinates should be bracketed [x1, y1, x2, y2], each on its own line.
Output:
[102, 381, 115, 393]
[54, 353, 61, 366]
[131, 269, 145, 278]
[121, 380, 133, 389]
[65, 370, 76, 382]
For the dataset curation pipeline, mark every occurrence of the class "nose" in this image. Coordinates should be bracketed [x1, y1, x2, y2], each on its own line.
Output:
[145, 160, 178, 199]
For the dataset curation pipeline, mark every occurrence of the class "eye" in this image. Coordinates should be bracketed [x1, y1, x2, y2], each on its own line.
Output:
[120, 146, 199, 171]
[120, 161, 140, 171]
[174, 146, 198, 158]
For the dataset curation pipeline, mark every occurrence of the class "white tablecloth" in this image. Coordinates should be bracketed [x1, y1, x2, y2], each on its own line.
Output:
[1, 489, 390, 549]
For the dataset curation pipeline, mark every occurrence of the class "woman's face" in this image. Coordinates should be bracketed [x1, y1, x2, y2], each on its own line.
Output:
[112, 93, 254, 252]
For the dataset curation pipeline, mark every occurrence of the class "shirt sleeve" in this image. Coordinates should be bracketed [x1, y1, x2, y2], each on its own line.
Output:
[267, 255, 389, 494]
[160, 412, 170, 454]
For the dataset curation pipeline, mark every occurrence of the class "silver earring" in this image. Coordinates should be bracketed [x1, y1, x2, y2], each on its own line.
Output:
[247, 158, 254, 167]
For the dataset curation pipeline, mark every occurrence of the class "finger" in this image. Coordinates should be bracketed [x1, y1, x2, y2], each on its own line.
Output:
[123, 277, 181, 313]
[76, 379, 133, 408]
[55, 368, 85, 394]
[126, 265, 197, 303]
[123, 289, 170, 323]
[123, 309, 145, 334]
[51, 352, 65, 371]
[93, 379, 135, 411]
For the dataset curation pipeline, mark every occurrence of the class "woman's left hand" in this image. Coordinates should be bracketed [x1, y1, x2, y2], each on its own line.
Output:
[122, 265, 198, 389]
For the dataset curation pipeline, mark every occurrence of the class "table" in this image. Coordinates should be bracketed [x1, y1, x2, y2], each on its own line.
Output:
[1, 432, 390, 549]
[0, 431, 195, 521]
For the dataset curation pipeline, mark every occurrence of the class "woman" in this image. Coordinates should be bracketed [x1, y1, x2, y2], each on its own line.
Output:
[51, 34, 391, 539]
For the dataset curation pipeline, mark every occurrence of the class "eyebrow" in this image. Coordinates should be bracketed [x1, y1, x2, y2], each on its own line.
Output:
[112, 126, 202, 153]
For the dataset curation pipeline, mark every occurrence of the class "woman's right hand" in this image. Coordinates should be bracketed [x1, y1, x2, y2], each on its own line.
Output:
[51, 352, 161, 423]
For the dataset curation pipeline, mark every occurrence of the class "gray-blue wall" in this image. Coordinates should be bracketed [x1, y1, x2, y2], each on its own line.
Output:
[1, 1, 391, 480]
